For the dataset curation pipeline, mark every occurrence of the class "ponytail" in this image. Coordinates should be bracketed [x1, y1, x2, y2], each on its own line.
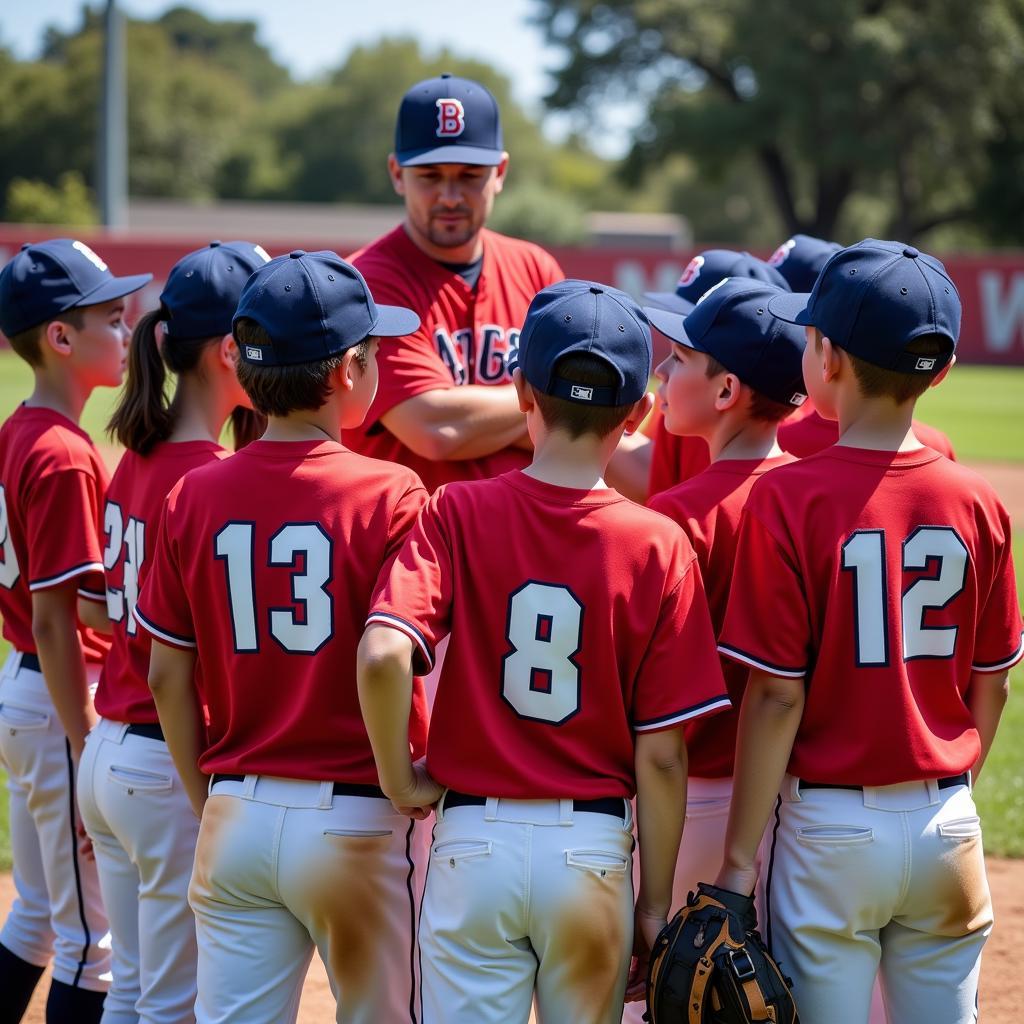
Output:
[229, 407, 266, 450]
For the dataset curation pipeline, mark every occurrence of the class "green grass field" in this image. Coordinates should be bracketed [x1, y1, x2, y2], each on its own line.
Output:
[0, 357, 1021, 868]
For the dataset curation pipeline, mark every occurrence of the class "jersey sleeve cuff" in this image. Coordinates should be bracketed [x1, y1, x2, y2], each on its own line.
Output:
[971, 634, 1024, 673]
[77, 585, 107, 603]
[133, 607, 197, 650]
[717, 643, 807, 678]
[365, 611, 435, 674]
[28, 561, 105, 591]
[633, 693, 732, 733]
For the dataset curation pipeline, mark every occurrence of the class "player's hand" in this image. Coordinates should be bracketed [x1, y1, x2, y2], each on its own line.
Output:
[625, 905, 667, 1002]
[77, 820, 95, 862]
[714, 861, 758, 898]
[389, 764, 443, 820]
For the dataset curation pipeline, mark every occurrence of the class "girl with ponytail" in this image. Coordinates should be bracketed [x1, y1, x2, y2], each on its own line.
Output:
[76, 241, 270, 1023]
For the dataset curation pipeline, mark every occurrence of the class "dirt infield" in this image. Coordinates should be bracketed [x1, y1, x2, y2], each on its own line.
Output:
[3, 859, 1023, 1022]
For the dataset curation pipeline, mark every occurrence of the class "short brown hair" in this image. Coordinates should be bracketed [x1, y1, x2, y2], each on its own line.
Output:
[6, 308, 85, 367]
[233, 318, 370, 417]
[532, 352, 637, 439]
[843, 334, 950, 404]
[703, 354, 796, 424]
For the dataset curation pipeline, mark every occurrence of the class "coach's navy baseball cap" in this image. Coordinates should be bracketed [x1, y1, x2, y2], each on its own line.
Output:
[161, 241, 271, 341]
[0, 238, 151, 338]
[395, 73, 504, 166]
[646, 279, 808, 408]
[513, 279, 652, 406]
[768, 234, 842, 292]
[768, 239, 961, 374]
[233, 250, 420, 366]
[644, 249, 790, 316]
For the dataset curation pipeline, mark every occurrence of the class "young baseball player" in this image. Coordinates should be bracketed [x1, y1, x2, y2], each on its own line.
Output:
[75, 241, 269, 1024]
[0, 239, 150, 1023]
[642, 250, 792, 499]
[618, 279, 807, 1024]
[768, 233, 842, 293]
[134, 249, 428, 1024]
[359, 279, 730, 1024]
[715, 240, 1023, 1024]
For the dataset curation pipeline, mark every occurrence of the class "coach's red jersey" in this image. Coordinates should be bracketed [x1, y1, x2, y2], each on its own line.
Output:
[649, 454, 796, 778]
[648, 413, 710, 497]
[136, 440, 428, 781]
[778, 409, 956, 460]
[0, 404, 110, 662]
[94, 441, 227, 724]
[369, 471, 730, 799]
[345, 226, 563, 492]
[719, 447, 1023, 786]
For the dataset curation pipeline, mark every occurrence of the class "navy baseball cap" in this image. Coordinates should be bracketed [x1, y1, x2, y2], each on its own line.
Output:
[514, 279, 652, 406]
[233, 250, 420, 366]
[768, 234, 842, 292]
[646, 279, 808, 408]
[644, 249, 790, 316]
[161, 241, 271, 341]
[767, 239, 961, 374]
[0, 238, 152, 337]
[395, 73, 503, 166]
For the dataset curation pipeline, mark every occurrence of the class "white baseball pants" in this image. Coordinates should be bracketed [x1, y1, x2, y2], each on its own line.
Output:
[420, 794, 636, 1024]
[762, 775, 991, 1024]
[77, 717, 200, 1024]
[189, 774, 420, 1024]
[0, 652, 128, 1010]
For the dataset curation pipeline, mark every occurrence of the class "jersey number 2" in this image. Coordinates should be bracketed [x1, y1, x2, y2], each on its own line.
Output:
[842, 527, 968, 666]
[501, 582, 583, 724]
[103, 503, 145, 635]
[215, 522, 333, 655]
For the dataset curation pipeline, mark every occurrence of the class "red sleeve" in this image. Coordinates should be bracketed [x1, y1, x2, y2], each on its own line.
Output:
[538, 248, 565, 286]
[367, 489, 454, 674]
[25, 468, 104, 591]
[134, 482, 195, 649]
[718, 506, 811, 678]
[971, 506, 1024, 672]
[632, 549, 730, 732]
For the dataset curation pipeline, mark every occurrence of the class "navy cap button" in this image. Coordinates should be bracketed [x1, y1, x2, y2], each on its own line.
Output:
[19, 243, 30, 251]
[903, 246, 919, 258]
[589, 285, 604, 294]
[209, 240, 222, 248]
[289, 249, 305, 259]
[441, 72, 451, 79]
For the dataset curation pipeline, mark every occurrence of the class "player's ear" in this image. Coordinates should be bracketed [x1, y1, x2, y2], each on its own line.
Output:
[217, 333, 240, 370]
[387, 154, 405, 197]
[714, 372, 743, 412]
[512, 367, 533, 413]
[929, 353, 955, 389]
[622, 391, 655, 435]
[337, 348, 362, 392]
[42, 319, 73, 360]
[492, 154, 510, 194]
[819, 335, 842, 383]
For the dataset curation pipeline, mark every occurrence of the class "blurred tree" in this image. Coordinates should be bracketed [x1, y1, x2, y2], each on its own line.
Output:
[534, 0, 1024, 244]
[5, 171, 96, 225]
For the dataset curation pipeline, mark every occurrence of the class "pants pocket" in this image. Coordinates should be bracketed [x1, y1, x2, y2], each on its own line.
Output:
[432, 838, 492, 866]
[795, 824, 873, 846]
[938, 816, 981, 840]
[565, 849, 630, 876]
[323, 828, 394, 839]
[106, 764, 173, 794]
[0, 701, 50, 731]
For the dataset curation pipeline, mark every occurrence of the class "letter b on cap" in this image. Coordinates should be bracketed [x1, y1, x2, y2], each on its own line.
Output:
[436, 98, 465, 138]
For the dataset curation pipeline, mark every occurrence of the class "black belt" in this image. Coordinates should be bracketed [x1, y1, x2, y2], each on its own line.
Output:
[443, 789, 627, 819]
[211, 773, 386, 799]
[18, 652, 41, 673]
[800, 772, 969, 794]
[126, 722, 165, 742]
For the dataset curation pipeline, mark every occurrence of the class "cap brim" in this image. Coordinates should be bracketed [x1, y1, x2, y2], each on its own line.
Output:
[72, 273, 153, 309]
[766, 290, 814, 325]
[642, 291, 696, 316]
[643, 306, 698, 349]
[397, 145, 504, 166]
[372, 304, 421, 337]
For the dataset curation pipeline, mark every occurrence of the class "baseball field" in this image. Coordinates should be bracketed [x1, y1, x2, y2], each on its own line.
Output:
[0, 353, 1021, 1020]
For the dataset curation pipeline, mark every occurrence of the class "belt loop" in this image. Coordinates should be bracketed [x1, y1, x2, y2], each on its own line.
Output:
[207, 774, 215, 796]
[242, 774, 258, 800]
[559, 798, 573, 826]
[787, 775, 803, 803]
[318, 780, 333, 809]
[622, 798, 633, 831]
[484, 796, 499, 822]
[926, 778, 940, 805]
[114, 720, 130, 744]
[436, 789, 448, 822]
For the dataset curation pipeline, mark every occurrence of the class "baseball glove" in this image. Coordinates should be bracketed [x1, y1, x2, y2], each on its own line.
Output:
[644, 882, 798, 1024]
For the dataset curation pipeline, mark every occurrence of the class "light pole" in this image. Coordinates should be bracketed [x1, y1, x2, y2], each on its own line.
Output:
[97, 0, 127, 229]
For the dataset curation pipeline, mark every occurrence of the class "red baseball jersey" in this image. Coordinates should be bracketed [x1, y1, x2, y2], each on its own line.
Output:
[368, 471, 730, 799]
[344, 226, 564, 492]
[94, 441, 228, 724]
[649, 454, 797, 778]
[778, 409, 956, 460]
[719, 447, 1023, 785]
[135, 439, 429, 782]
[648, 412, 710, 498]
[0, 404, 110, 662]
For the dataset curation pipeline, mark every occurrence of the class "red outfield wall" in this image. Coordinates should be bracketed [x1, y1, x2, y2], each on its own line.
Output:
[2, 229, 1023, 365]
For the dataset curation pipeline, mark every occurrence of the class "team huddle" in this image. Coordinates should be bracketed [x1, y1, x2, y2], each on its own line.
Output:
[0, 74, 1021, 1024]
